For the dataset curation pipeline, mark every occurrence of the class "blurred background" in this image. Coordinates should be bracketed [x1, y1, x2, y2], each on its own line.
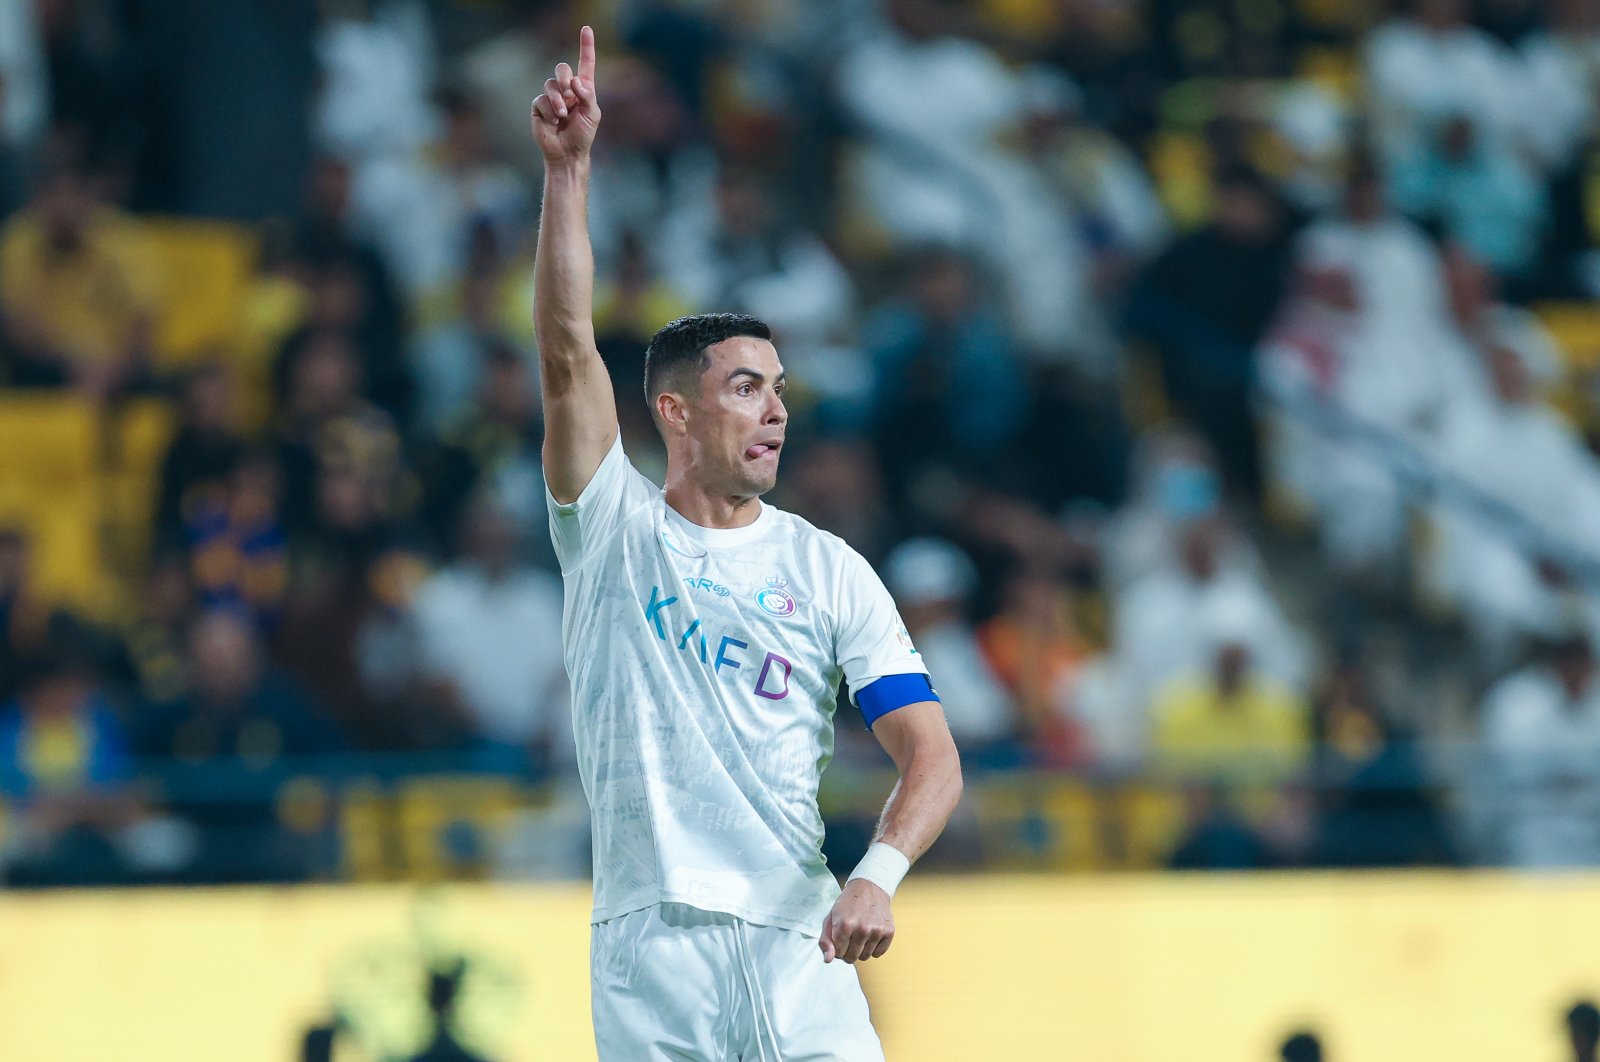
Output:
[7, 0, 1600, 1058]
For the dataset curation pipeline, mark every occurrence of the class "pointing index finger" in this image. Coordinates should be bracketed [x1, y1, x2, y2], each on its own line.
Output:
[578, 24, 597, 85]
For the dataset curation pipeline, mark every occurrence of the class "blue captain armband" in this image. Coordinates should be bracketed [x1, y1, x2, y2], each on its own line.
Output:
[854, 673, 939, 729]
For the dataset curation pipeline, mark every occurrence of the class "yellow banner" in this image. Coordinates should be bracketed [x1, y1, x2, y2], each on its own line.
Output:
[2, 874, 1598, 1060]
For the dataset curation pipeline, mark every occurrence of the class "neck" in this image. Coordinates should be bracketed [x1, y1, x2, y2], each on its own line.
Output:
[662, 471, 764, 530]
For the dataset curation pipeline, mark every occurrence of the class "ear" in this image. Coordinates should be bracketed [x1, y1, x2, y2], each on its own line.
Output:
[656, 390, 690, 434]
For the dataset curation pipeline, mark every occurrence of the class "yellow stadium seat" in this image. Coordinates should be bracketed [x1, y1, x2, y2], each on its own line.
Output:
[1533, 301, 1600, 371]
[0, 480, 108, 614]
[111, 397, 178, 480]
[340, 780, 396, 883]
[0, 392, 100, 485]
[395, 776, 525, 882]
[136, 218, 260, 365]
[1116, 783, 1189, 869]
[104, 472, 159, 574]
[972, 774, 1106, 872]
[1147, 130, 1214, 229]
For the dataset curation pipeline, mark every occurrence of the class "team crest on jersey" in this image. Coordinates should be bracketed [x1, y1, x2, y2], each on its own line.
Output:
[755, 576, 797, 617]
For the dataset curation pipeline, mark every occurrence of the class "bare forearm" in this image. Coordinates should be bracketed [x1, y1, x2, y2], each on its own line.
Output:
[874, 743, 962, 863]
[534, 159, 599, 389]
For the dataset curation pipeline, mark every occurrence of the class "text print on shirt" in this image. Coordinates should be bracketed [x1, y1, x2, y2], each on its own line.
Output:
[643, 584, 795, 700]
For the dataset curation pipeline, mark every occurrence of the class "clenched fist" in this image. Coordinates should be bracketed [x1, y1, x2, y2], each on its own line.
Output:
[819, 879, 895, 964]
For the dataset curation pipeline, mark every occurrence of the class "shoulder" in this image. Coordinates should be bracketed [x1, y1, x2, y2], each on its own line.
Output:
[773, 508, 875, 572]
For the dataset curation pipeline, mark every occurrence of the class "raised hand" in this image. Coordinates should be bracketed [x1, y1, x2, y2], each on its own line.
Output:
[531, 25, 601, 163]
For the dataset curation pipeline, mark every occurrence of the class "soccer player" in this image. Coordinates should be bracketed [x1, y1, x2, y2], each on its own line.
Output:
[531, 27, 964, 1061]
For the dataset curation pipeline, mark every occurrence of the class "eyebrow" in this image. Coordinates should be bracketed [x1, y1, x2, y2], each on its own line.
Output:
[727, 368, 787, 386]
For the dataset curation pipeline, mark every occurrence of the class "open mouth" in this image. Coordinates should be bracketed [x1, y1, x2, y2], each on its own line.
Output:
[744, 440, 783, 460]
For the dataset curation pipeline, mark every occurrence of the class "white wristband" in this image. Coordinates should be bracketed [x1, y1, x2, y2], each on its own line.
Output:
[847, 842, 911, 897]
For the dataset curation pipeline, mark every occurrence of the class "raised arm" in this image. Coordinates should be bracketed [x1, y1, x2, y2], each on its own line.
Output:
[532, 26, 618, 504]
[820, 701, 963, 964]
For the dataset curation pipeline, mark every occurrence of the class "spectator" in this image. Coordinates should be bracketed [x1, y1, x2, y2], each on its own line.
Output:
[137, 608, 342, 882]
[1149, 617, 1312, 786]
[863, 248, 1030, 500]
[658, 166, 854, 348]
[0, 647, 139, 886]
[137, 608, 342, 765]
[1426, 342, 1600, 662]
[274, 327, 406, 541]
[351, 88, 531, 305]
[410, 495, 568, 767]
[1308, 658, 1457, 868]
[776, 438, 898, 564]
[1364, 0, 1523, 170]
[840, 0, 1103, 366]
[1167, 786, 1273, 870]
[0, 527, 94, 703]
[1114, 518, 1308, 719]
[1262, 157, 1481, 579]
[1104, 428, 1249, 591]
[1391, 114, 1547, 280]
[1128, 166, 1301, 499]
[109, 553, 194, 711]
[977, 566, 1096, 764]
[1520, 1, 1600, 173]
[409, 267, 512, 435]
[885, 538, 1020, 766]
[290, 155, 407, 412]
[1482, 632, 1600, 868]
[417, 343, 547, 561]
[455, 0, 574, 180]
[0, 154, 155, 395]
[182, 448, 289, 627]
[0, 0, 48, 212]
[156, 364, 246, 555]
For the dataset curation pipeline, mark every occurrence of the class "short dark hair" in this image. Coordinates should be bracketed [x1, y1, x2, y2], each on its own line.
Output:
[642, 313, 771, 406]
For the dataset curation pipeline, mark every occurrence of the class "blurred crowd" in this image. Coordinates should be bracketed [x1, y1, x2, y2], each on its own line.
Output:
[5, 0, 1600, 886]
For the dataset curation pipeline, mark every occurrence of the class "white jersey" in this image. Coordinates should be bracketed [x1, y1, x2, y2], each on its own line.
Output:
[549, 437, 930, 934]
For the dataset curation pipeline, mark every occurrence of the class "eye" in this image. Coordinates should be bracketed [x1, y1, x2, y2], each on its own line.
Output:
[737, 383, 754, 396]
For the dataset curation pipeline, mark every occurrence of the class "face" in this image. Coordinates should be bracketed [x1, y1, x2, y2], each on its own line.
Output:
[661, 336, 788, 499]
[190, 611, 262, 706]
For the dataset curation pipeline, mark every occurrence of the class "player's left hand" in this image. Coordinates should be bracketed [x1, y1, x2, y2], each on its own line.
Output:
[819, 880, 895, 964]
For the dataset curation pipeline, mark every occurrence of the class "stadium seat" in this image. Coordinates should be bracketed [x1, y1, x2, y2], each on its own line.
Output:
[136, 218, 259, 366]
[339, 781, 395, 883]
[0, 481, 109, 614]
[0, 392, 100, 485]
[1532, 302, 1600, 372]
[103, 398, 178, 572]
[972, 775, 1106, 872]
[395, 776, 526, 882]
[110, 397, 178, 480]
[1115, 784, 1189, 869]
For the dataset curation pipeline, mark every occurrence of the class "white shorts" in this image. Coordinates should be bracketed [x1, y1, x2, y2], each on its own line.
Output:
[591, 902, 886, 1061]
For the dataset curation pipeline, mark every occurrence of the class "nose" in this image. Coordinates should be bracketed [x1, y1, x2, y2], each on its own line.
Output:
[766, 389, 787, 426]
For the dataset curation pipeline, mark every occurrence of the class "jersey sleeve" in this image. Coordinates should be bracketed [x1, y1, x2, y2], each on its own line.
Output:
[546, 434, 656, 574]
[834, 548, 937, 728]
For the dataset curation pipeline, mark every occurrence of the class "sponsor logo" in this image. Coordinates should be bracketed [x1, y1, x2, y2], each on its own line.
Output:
[755, 576, 797, 617]
[684, 576, 731, 598]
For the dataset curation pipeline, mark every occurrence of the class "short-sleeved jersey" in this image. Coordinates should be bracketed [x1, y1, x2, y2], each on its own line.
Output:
[549, 437, 930, 933]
